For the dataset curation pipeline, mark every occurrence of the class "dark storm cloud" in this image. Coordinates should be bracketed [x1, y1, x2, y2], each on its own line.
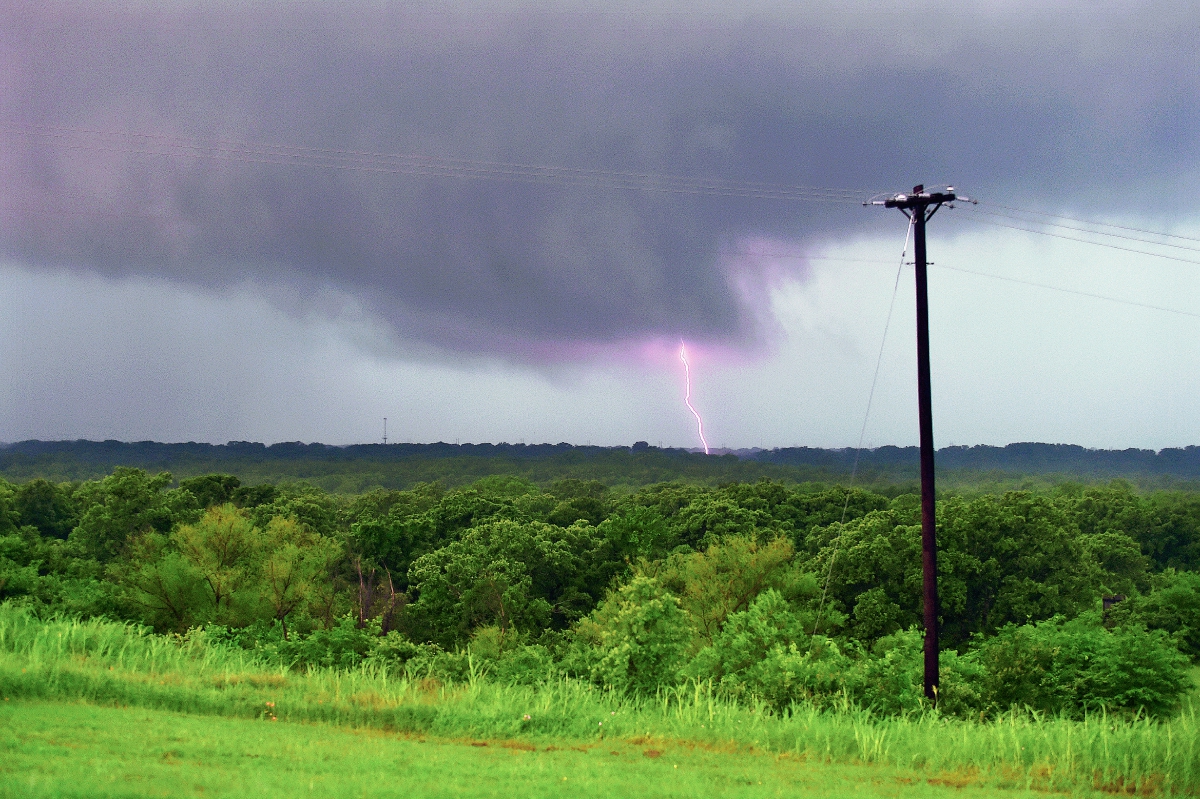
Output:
[2, 1, 1197, 357]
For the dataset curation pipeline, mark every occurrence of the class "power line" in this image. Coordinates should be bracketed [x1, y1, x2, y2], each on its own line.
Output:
[0, 204, 170, 220]
[963, 206, 1200, 254]
[773, 252, 1200, 320]
[17, 124, 1200, 259]
[7, 125, 871, 204]
[797, 253, 1200, 320]
[934, 264, 1200, 320]
[950, 211, 1200, 267]
[982, 202, 1200, 245]
[723, 241, 1200, 323]
[13, 123, 1200, 300]
[6, 200, 1195, 320]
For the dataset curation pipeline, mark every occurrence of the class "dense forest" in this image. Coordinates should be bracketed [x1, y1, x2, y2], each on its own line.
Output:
[3, 458, 1200, 720]
[5, 439, 1200, 492]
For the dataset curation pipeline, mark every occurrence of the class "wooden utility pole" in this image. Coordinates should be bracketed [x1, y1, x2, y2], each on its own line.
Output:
[869, 184, 962, 704]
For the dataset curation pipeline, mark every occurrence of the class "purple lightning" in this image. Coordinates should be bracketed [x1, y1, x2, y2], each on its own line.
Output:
[679, 340, 711, 455]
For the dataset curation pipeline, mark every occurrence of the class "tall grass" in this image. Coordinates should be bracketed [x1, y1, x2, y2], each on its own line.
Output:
[1, 603, 1195, 794]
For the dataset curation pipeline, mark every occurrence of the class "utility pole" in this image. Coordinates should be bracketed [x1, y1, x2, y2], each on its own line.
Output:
[867, 184, 969, 704]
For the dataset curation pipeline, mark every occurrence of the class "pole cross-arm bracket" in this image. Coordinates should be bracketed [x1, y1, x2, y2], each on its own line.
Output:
[882, 185, 957, 210]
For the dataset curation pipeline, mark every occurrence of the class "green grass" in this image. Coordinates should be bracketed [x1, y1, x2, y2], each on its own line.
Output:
[0, 701, 1071, 798]
[1, 605, 1196, 795]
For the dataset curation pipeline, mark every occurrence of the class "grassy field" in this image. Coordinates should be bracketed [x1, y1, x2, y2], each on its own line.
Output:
[1, 701, 1073, 799]
[2, 606, 1196, 796]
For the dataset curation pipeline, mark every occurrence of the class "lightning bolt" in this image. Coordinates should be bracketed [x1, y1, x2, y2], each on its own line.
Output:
[679, 340, 710, 455]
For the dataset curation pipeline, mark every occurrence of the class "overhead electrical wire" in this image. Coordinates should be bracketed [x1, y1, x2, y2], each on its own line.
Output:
[935, 264, 1200, 320]
[724, 245, 1200, 320]
[10, 123, 1200, 303]
[983, 203, 1200, 245]
[14, 124, 1200, 253]
[963, 206, 1200, 254]
[5, 124, 870, 204]
[948, 209, 1200, 267]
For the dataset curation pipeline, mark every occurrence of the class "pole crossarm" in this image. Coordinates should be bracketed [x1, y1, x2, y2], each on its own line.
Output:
[870, 185, 967, 216]
[883, 189, 955, 208]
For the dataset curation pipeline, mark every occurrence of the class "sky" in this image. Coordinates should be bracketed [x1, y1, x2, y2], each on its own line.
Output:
[2, 1, 1199, 450]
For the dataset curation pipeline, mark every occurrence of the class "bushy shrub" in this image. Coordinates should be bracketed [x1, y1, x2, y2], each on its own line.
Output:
[685, 589, 852, 709]
[406, 518, 610, 647]
[651, 536, 813, 645]
[0, 531, 45, 602]
[572, 575, 693, 694]
[971, 615, 1191, 717]
[489, 644, 559, 685]
[1107, 570, 1200, 661]
[852, 628, 927, 714]
[399, 647, 475, 682]
[207, 616, 447, 675]
[462, 625, 559, 685]
[687, 589, 806, 679]
[731, 638, 855, 710]
[277, 615, 378, 669]
[200, 620, 275, 651]
[850, 627, 983, 717]
[368, 630, 441, 673]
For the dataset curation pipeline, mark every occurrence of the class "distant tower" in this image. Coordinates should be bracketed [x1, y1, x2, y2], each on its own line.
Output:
[382, 417, 387, 445]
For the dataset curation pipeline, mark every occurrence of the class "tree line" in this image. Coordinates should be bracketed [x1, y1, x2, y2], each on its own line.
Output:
[2, 468, 1199, 716]
[8, 439, 1200, 493]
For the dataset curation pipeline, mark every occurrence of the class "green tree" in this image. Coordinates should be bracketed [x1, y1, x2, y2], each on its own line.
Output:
[260, 516, 340, 639]
[938, 493, 1107, 643]
[622, 482, 704, 545]
[178, 474, 241, 511]
[343, 484, 444, 531]
[805, 509, 925, 643]
[120, 504, 342, 633]
[685, 589, 846, 709]
[13, 478, 77, 539]
[574, 575, 693, 694]
[668, 495, 775, 549]
[546, 479, 612, 527]
[346, 489, 446, 594]
[230, 483, 279, 509]
[970, 615, 1191, 717]
[647, 535, 811, 645]
[172, 504, 261, 621]
[402, 489, 504, 546]
[70, 469, 195, 562]
[595, 505, 672, 560]
[0, 525, 40, 601]
[407, 518, 605, 646]
[1106, 570, 1200, 660]
[249, 484, 339, 539]
[1142, 492, 1200, 571]
[118, 532, 208, 631]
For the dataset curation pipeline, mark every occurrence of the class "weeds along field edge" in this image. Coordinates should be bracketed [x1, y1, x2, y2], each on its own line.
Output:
[1, 605, 1195, 795]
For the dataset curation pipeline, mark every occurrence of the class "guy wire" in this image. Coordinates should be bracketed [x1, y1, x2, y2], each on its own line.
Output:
[811, 215, 912, 637]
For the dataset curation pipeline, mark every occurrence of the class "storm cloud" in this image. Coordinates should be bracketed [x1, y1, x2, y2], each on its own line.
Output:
[3, 1, 1198, 358]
